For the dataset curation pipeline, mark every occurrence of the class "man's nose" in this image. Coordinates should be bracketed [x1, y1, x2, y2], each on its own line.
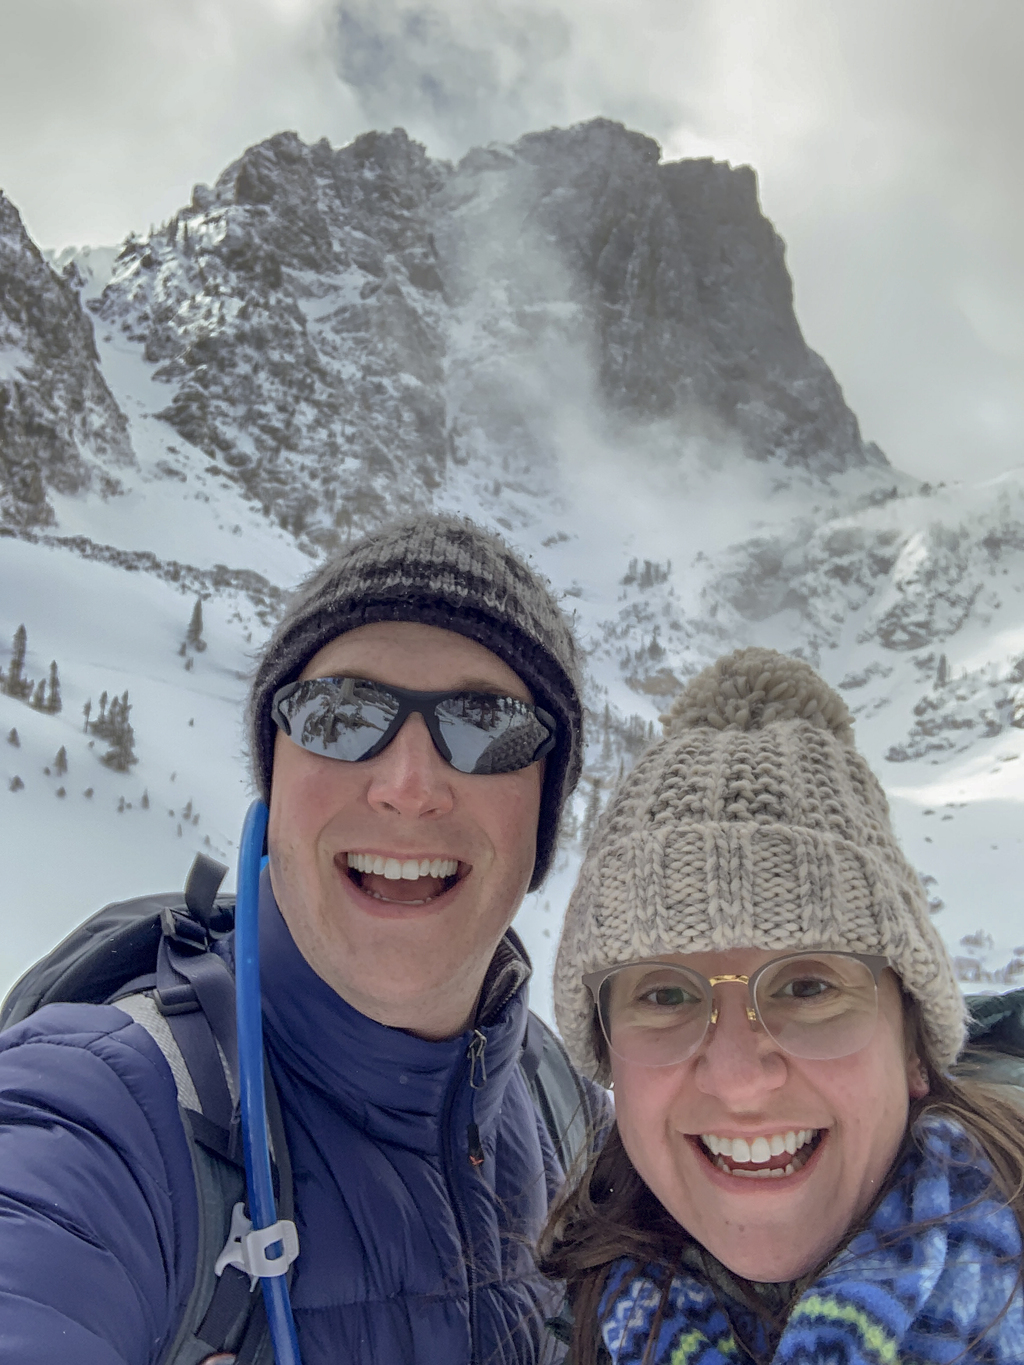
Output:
[693, 986, 787, 1100]
[364, 712, 455, 819]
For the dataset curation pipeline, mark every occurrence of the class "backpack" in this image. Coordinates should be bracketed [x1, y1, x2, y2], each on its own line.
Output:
[956, 989, 1024, 1101]
[0, 854, 599, 1365]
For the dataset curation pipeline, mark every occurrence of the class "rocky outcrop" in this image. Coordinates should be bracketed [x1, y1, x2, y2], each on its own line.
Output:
[86, 119, 884, 552]
[91, 130, 450, 548]
[0, 193, 133, 527]
[441, 120, 884, 475]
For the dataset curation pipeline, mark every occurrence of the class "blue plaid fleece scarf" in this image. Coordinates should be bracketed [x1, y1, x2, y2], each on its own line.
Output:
[599, 1116, 1023, 1364]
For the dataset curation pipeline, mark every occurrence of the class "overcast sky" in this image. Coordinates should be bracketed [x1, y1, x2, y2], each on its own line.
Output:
[1, 0, 1021, 484]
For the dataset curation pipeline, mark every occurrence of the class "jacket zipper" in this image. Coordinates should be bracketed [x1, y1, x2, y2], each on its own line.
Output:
[441, 1030, 489, 1365]
[468, 1029, 488, 1089]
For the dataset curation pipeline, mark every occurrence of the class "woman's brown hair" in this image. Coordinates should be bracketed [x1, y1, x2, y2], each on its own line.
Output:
[538, 999, 1024, 1365]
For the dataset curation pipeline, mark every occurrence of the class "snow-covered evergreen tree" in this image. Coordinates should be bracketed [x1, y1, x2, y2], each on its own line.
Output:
[98, 690, 138, 771]
[3, 626, 32, 701]
[44, 661, 62, 714]
[186, 598, 207, 652]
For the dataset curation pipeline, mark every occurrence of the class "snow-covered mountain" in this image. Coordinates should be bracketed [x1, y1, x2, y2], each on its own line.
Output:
[2, 119, 1022, 1017]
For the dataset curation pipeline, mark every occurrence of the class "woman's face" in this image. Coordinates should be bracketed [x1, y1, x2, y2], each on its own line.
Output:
[610, 948, 929, 1282]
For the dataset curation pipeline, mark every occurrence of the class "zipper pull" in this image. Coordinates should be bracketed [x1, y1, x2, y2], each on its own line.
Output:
[467, 1028, 488, 1089]
[467, 1121, 485, 1168]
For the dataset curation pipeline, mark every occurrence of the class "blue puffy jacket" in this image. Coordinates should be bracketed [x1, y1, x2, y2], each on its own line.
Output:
[0, 876, 568, 1364]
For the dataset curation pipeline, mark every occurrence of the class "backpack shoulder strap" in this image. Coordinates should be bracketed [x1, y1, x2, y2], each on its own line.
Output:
[117, 990, 256, 1365]
[520, 1010, 601, 1174]
[116, 922, 291, 1365]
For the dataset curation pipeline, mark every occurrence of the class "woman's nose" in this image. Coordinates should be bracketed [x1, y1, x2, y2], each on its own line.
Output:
[364, 712, 456, 818]
[693, 986, 787, 1099]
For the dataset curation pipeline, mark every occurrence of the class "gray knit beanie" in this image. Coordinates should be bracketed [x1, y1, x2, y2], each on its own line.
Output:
[248, 513, 583, 889]
[554, 646, 966, 1080]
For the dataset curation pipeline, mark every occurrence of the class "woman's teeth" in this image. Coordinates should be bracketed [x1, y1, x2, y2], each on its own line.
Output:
[347, 853, 458, 880]
[700, 1129, 819, 1179]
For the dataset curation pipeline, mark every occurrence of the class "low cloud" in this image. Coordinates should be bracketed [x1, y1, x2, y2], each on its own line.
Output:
[0, 0, 1020, 482]
[329, 0, 687, 158]
[332, 0, 572, 154]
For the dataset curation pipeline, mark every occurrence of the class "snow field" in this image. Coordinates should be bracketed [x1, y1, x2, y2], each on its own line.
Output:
[0, 534, 261, 994]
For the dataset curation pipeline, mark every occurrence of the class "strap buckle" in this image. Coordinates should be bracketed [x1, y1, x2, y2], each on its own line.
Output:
[215, 1202, 299, 1286]
[160, 905, 209, 952]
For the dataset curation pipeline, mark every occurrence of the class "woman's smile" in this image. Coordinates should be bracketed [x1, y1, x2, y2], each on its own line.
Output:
[693, 1126, 823, 1179]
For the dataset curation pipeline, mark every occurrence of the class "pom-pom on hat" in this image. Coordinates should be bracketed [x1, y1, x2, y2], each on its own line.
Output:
[553, 646, 966, 1081]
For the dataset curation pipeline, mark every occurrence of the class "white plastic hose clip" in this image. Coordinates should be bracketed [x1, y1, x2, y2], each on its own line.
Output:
[214, 1201, 299, 1287]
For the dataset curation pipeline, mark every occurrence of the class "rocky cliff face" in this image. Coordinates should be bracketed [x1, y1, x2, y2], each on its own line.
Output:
[441, 121, 882, 476]
[85, 119, 882, 552]
[0, 194, 133, 528]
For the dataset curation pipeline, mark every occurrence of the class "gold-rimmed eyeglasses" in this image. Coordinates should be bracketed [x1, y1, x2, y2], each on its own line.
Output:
[582, 951, 889, 1067]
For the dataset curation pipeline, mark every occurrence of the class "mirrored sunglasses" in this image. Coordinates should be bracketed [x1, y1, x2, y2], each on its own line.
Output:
[583, 951, 889, 1066]
[271, 677, 557, 776]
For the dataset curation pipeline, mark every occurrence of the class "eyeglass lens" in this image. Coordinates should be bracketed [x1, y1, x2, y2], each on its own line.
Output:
[278, 680, 550, 775]
[285, 680, 399, 760]
[437, 695, 548, 774]
[598, 954, 879, 1066]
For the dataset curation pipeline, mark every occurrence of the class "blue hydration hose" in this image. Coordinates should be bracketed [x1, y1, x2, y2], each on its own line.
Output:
[235, 798, 304, 1365]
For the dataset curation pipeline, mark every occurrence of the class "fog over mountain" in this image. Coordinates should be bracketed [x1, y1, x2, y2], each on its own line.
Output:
[2, 119, 1022, 1013]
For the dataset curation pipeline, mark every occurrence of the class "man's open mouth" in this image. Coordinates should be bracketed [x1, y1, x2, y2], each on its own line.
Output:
[697, 1128, 824, 1180]
[341, 852, 465, 905]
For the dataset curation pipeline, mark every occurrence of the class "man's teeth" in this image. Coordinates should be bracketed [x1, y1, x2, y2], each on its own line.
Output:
[347, 853, 459, 880]
[700, 1129, 819, 1179]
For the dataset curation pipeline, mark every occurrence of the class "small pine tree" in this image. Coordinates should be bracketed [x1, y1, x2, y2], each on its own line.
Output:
[140, 789, 150, 810]
[44, 661, 62, 714]
[54, 745, 68, 775]
[9, 775, 24, 792]
[4, 625, 32, 700]
[99, 690, 138, 772]
[580, 778, 604, 847]
[6, 727, 18, 747]
[29, 679, 46, 710]
[186, 598, 207, 652]
[83, 699, 92, 732]
[936, 653, 949, 688]
[600, 702, 613, 763]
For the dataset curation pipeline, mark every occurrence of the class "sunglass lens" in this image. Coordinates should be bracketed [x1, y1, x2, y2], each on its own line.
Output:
[755, 954, 878, 1060]
[280, 680, 400, 760]
[600, 964, 710, 1067]
[436, 696, 549, 774]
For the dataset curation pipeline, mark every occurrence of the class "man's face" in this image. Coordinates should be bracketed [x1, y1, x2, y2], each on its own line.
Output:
[267, 620, 543, 1038]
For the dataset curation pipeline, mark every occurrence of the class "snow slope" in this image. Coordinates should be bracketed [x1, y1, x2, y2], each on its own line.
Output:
[3, 119, 1024, 1022]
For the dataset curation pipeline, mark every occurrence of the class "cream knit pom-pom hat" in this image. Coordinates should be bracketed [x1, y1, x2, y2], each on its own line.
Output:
[554, 647, 966, 1081]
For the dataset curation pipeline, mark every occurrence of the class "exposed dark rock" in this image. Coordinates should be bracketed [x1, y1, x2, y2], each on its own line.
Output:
[443, 119, 883, 474]
[0, 193, 133, 527]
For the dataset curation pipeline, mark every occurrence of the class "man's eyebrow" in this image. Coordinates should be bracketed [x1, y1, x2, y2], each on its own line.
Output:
[448, 679, 520, 694]
[313, 672, 524, 696]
